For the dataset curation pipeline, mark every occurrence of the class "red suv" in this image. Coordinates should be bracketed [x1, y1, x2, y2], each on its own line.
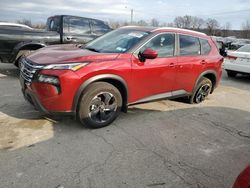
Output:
[20, 26, 223, 128]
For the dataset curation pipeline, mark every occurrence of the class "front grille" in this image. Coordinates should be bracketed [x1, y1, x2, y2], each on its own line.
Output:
[20, 58, 44, 85]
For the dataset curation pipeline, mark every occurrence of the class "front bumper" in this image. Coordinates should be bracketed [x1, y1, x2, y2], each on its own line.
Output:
[20, 69, 81, 116]
[22, 86, 50, 114]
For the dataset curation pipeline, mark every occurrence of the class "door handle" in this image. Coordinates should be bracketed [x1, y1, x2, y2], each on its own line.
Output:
[66, 36, 76, 41]
[200, 60, 207, 65]
[169, 63, 175, 67]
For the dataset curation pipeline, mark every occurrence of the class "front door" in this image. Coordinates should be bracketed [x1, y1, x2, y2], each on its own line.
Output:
[131, 33, 177, 102]
[62, 16, 94, 44]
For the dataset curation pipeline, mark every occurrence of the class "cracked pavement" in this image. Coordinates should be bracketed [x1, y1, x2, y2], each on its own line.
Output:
[0, 63, 250, 188]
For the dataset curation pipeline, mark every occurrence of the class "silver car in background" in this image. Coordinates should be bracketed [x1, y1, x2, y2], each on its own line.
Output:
[223, 44, 250, 77]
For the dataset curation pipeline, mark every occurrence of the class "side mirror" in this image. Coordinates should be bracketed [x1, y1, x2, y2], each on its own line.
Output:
[139, 48, 158, 62]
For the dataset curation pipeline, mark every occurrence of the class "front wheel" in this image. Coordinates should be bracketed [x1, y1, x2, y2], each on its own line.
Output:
[188, 77, 212, 104]
[78, 82, 122, 129]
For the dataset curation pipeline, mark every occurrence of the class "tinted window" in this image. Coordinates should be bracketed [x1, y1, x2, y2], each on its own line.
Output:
[140, 33, 175, 58]
[237, 45, 250, 52]
[92, 20, 110, 34]
[179, 35, 200, 56]
[200, 39, 211, 55]
[47, 17, 60, 32]
[63, 17, 90, 34]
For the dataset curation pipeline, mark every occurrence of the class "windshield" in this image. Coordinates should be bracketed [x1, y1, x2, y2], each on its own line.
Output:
[84, 28, 150, 53]
[237, 45, 250, 52]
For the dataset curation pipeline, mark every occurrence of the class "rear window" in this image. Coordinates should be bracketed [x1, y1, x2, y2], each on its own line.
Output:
[200, 39, 211, 55]
[179, 35, 200, 56]
[237, 45, 250, 52]
[63, 17, 91, 34]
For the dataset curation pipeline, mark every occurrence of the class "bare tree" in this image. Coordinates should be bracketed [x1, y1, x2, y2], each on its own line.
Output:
[160, 22, 174, 27]
[16, 19, 32, 27]
[205, 18, 220, 35]
[174, 16, 185, 28]
[166, 23, 174, 27]
[150, 18, 159, 27]
[108, 20, 121, 29]
[221, 22, 231, 37]
[173, 15, 204, 29]
[241, 20, 250, 38]
[191, 17, 204, 29]
[137, 20, 148, 26]
[183, 15, 192, 28]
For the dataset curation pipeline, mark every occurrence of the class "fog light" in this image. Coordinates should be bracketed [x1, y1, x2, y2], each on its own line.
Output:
[37, 74, 60, 85]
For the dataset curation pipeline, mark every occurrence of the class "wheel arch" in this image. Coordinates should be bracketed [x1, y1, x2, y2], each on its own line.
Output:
[12, 42, 46, 65]
[72, 74, 129, 114]
[194, 70, 217, 94]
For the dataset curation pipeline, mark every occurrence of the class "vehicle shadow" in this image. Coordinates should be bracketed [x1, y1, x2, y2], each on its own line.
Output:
[2, 101, 250, 137]
[1, 104, 250, 187]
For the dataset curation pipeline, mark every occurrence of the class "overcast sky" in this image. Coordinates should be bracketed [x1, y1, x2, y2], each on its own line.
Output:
[0, 0, 249, 29]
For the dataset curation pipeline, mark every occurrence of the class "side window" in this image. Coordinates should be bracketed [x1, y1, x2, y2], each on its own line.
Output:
[63, 17, 70, 33]
[63, 17, 91, 34]
[47, 17, 60, 32]
[179, 35, 200, 56]
[140, 33, 175, 58]
[200, 39, 211, 55]
[92, 20, 110, 34]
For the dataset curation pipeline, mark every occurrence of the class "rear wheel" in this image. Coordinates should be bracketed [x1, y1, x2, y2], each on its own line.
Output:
[226, 70, 237, 78]
[188, 77, 212, 104]
[78, 82, 122, 129]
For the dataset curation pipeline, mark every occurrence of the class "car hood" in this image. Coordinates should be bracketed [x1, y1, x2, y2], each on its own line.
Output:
[28, 44, 120, 65]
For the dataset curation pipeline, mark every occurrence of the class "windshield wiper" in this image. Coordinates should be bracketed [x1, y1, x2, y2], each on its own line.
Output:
[85, 47, 100, 53]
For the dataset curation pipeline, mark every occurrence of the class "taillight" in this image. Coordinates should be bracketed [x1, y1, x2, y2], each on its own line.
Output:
[226, 55, 237, 60]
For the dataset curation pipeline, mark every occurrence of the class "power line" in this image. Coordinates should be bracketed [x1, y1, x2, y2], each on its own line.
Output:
[203, 8, 250, 16]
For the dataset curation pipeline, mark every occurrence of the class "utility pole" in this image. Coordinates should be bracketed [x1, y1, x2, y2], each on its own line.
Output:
[130, 9, 133, 24]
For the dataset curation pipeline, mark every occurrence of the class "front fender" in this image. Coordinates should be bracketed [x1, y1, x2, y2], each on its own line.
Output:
[72, 74, 128, 114]
[11, 41, 46, 62]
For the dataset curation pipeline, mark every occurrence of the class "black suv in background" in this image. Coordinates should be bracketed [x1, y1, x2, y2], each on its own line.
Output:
[0, 15, 111, 66]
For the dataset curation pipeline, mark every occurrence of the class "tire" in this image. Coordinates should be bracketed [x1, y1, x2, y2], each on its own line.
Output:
[188, 77, 212, 104]
[226, 70, 237, 78]
[78, 82, 122, 129]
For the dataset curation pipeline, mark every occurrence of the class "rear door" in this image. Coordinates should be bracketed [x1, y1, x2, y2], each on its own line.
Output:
[175, 34, 205, 93]
[131, 33, 177, 102]
[62, 16, 93, 44]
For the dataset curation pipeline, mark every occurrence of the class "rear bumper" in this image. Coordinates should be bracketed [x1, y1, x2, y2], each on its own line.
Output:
[223, 60, 250, 74]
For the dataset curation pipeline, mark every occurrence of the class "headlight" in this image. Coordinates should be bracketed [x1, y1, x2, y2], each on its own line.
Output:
[43, 62, 89, 71]
[37, 74, 60, 85]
